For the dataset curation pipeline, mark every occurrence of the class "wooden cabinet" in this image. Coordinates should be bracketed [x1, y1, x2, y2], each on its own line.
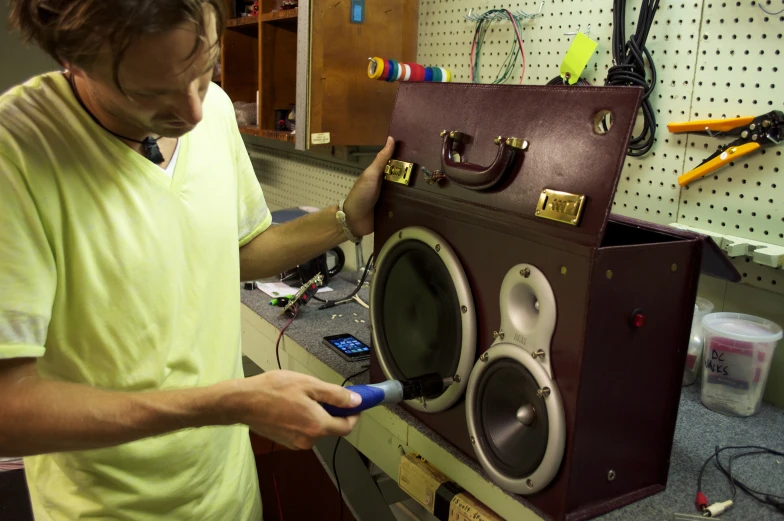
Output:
[220, 0, 418, 150]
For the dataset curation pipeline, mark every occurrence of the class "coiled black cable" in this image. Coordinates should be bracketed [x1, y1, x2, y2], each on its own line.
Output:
[605, 0, 660, 157]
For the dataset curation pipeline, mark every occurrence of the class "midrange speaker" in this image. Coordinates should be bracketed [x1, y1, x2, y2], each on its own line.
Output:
[466, 264, 565, 494]
[371, 226, 476, 412]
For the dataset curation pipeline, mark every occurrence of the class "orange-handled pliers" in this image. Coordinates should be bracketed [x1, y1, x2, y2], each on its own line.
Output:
[667, 110, 783, 186]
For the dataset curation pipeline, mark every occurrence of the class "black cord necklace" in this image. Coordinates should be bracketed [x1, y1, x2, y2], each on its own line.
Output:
[67, 74, 165, 164]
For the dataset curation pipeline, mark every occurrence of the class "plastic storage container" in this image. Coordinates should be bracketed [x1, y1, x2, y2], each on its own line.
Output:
[683, 297, 715, 386]
[700, 313, 783, 417]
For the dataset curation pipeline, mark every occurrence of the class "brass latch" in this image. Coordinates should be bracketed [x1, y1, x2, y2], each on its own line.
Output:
[384, 159, 414, 185]
[535, 189, 586, 226]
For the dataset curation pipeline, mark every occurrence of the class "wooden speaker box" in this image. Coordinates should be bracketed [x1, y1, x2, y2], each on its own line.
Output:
[368, 83, 738, 521]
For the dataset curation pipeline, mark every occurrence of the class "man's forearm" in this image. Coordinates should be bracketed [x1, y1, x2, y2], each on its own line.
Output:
[0, 359, 237, 457]
[239, 205, 347, 281]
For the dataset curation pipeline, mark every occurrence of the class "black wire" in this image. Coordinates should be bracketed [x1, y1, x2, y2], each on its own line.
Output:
[318, 253, 375, 310]
[546, 75, 590, 86]
[605, 0, 660, 157]
[697, 445, 784, 513]
[334, 367, 370, 521]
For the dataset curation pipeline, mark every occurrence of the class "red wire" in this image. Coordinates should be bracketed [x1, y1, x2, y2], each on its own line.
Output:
[504, 9, 527, 84]
[269, 440, 285, 521]
[275, 308, 297, 370]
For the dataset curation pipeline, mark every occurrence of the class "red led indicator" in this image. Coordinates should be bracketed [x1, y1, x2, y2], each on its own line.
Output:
[632, 313, 646, 328]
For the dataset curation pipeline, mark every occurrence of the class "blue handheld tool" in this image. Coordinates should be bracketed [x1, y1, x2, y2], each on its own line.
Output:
[322, 373, 453, 417]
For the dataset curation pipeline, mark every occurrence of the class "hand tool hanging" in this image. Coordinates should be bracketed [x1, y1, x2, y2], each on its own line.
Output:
[668, 110, 783, 186]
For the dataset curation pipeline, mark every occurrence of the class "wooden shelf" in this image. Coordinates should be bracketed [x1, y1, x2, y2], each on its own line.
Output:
[226, 16, 259, 34]
[239, 126, 296, 143]
[260, 8, 298, 23]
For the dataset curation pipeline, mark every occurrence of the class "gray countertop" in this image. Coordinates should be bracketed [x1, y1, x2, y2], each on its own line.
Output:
[241, 273, 784, 521]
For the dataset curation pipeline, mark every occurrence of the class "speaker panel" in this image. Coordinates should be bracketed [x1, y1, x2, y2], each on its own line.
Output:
[371, 226, 476, 412]
[466, 264, 565, 494]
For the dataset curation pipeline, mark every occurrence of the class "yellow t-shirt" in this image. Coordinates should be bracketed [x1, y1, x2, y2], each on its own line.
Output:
[0, 73, 271, 521]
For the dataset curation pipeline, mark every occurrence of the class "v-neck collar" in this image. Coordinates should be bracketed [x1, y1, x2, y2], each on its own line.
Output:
[55, 72, 190, 192]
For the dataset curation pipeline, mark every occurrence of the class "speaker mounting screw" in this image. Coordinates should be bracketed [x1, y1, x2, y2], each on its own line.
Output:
[526, 479, 534, 489]
[492, 331, 504, 340]
[461, 305, 468, 314]
[521, 268, 531, 278]
[470, 436, 476, 444]
[536, 387, 551, 398]
[608, 470, 616, 482]
[532, 349, 545, 360]
[453, 374, 461, 383]
[388, 211, 394, 218]
[422, 401, 428, 410]
[435, 244, 441, 252]
[398, 231, 403, 239]
[480, 353, 489, 362]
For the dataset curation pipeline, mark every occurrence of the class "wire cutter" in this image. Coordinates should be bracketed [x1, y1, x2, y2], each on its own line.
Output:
[667, 110, 783, 187]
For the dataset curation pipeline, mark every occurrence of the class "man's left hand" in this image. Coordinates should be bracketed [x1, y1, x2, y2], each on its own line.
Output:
[343, 136, 395, 238]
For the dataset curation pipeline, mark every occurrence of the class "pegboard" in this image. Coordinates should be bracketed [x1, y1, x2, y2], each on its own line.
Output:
[247, 146, 360, 211]
[416, 0, 784, 294]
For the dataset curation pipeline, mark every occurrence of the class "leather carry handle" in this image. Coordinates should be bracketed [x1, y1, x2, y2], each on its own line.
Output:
[439, 131, 528, 190]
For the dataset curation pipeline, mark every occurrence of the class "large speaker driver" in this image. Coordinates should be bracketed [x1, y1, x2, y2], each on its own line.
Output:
[371, 226, 476, 412]
[466, 264, 565, 494]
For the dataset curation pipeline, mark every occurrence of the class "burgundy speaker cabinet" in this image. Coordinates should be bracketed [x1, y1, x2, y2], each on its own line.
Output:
[368, 83, 738, 521]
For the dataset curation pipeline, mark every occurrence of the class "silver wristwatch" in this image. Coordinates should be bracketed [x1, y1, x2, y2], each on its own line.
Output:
[336, 199, 362, 244]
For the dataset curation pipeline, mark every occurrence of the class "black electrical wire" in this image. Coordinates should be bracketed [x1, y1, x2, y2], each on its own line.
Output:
[334, 367, 370, 521]
[546, 75, 590, 86]
[605, 0, 660, 157]
[697, 445, 784, 514]
[318, 253, 375, 310]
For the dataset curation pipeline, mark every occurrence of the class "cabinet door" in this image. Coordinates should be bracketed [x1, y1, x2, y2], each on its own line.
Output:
[309, 0, 418, 147]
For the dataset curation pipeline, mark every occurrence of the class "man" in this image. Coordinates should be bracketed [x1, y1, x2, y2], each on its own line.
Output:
[0, 1, 394, 519]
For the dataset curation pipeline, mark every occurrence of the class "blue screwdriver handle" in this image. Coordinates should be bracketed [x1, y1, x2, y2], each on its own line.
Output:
[322, 384, 386, 417]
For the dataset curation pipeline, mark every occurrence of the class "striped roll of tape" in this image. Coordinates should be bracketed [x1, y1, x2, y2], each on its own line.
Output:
[402, 64, 412, 81]
[438, 67, 449, 82]
[395, 62, 405, 81]
[424, 67, 434, 82]
[367, 57, 385, 80]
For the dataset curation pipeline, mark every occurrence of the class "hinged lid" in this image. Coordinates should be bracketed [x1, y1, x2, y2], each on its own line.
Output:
[385, 83, 643, 249]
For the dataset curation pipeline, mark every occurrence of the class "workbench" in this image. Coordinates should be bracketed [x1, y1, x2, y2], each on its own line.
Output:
[240, 275, 784, 521]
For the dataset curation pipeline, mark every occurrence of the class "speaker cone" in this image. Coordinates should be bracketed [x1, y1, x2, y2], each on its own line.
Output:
[371, 227, 476, 412]
[474, 359, 549, 479]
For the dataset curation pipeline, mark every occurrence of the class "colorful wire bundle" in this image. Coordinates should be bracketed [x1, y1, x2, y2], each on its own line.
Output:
[469, 9, 527, 84]
[367, 57, 451, 83]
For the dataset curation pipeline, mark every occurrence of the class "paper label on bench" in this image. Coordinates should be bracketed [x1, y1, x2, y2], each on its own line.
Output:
[398, 453, 449, 513]
[311, 132, 331, 145]
[449, 493, 503, 521]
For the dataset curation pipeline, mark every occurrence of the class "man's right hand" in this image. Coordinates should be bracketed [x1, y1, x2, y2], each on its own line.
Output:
[224, 370, 362, 450]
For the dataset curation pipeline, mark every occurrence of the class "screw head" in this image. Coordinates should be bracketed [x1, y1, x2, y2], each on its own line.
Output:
[461, 305, 468, 314]
[435, 244, 441, 252]
[532, 349, 545, 359]
[608, 470, 616, 481]
[560, 266, 568, 275]
[453, 374, 461, 383]
[750, 123, 757, 131]
[606, 270, 613, 280]
[536, 387, 551, 398]
[470, 436, 476, 444]
[398, 231, 403, 239]
[741, 130, 749, 139]
[388, 211, 394, 218]
[671, 263, 678, 272]
[480, 353, 489, 362]
[422, 401, 428, 410]
[526, 479, 534, 489]
[522, 268, 531, 278]
[752, 133, 759, 141]
[493, 331, 499, 338]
